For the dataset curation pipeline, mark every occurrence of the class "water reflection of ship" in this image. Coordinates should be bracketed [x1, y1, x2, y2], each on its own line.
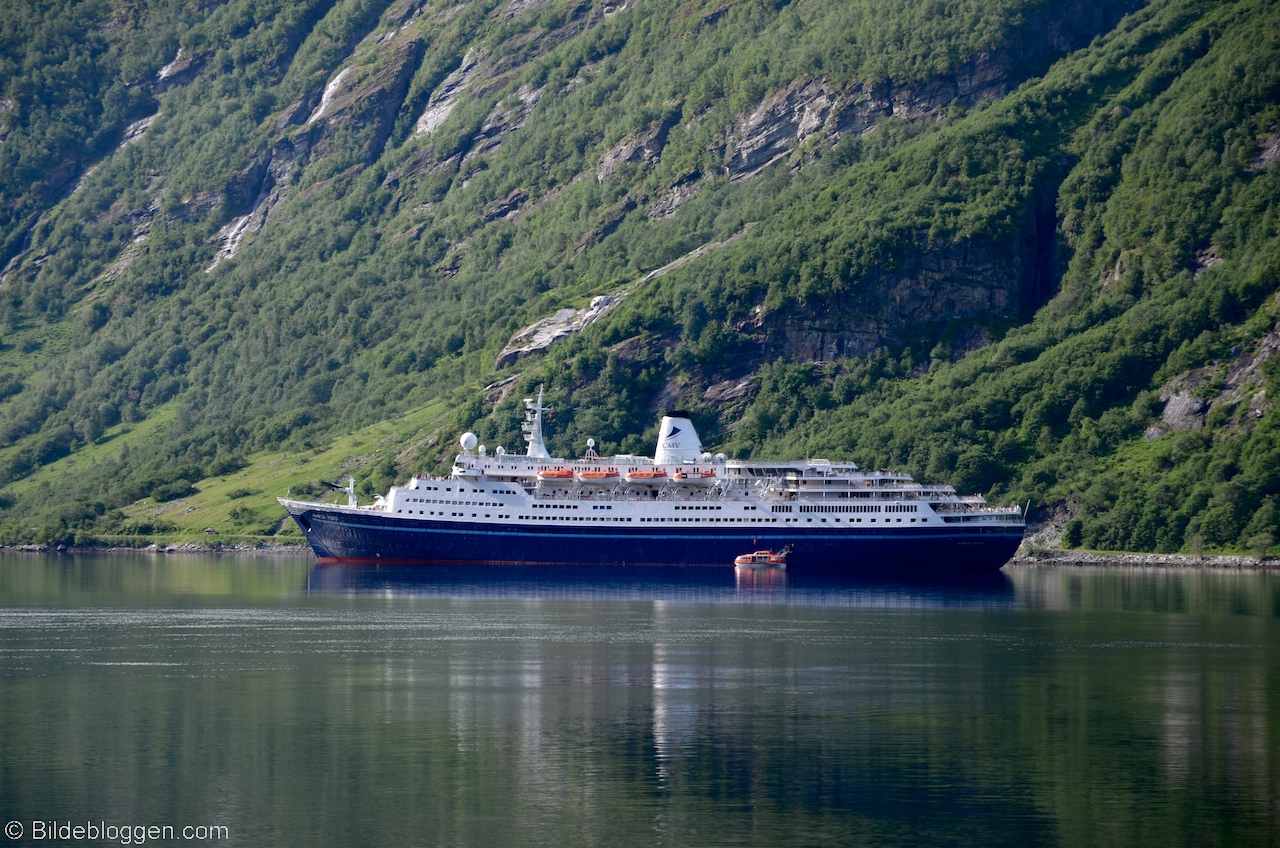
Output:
[306, 563, 1016, 607]
[734, 564, 789, 593]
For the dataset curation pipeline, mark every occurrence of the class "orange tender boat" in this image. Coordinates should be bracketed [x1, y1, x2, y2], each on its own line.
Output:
[733, 548, 788, 568]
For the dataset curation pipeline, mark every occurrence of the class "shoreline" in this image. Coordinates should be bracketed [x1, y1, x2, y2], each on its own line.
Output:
[2, 543, 1275, 568]
[1, 542, 313, 556]
[1009, 550, 1277, 569]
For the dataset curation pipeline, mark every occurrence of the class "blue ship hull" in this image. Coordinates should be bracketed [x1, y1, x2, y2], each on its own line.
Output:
[288, 506, 1021, 570]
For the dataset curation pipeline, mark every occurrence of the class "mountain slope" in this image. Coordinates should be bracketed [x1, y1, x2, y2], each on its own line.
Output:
[0, 0, 1277, 557]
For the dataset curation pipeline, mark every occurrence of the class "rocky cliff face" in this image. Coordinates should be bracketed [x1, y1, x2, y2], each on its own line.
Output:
[758, 238, 1031, 362]
[720, 0, 1140, 181]
[1151, 326, 1279, 436]
[305, 36, 424, 163]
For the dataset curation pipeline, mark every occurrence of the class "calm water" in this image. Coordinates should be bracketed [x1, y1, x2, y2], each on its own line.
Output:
[1, 554, 1277, 847]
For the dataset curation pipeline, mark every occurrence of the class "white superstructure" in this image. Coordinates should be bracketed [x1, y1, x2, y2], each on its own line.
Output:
[364, 389, 1022, 531]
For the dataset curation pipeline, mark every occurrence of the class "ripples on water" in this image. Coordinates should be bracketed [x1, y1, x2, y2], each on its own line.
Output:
[1, 554, 1277, 847]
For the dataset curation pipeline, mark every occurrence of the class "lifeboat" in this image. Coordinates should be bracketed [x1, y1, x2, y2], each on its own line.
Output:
[671, 468, 717, 487]
[733, 548, 788, 569]
[624, 468, 669, 487]
[536, 468, 575, 486]
[575, 468, 620, 486]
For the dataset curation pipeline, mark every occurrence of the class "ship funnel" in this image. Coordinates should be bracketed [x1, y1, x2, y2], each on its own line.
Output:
[654, 412, 704, 465]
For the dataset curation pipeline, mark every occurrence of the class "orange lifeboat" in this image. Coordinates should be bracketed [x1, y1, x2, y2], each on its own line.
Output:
[624, 468, 669, 487]
[536, 468, 575, 486]
[672, 468, 717, 487]
[575, 468, 620, 486]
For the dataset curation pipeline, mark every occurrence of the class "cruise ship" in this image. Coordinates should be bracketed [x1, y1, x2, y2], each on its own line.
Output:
[281, 389, 1025, 569]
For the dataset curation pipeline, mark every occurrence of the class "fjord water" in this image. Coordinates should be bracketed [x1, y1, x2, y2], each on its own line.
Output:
[1, 554, 1276, 847]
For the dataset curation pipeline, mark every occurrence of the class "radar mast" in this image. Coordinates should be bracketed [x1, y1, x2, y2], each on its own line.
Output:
[522, 386, 551, 460]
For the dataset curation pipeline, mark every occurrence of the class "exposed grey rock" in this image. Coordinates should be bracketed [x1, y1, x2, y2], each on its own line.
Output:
[482, 188, 530, 222]
[495, 229, 751, 367]
[596, 117, 673, 182]
[496, 294, 625, 368]
[154, 48, 202, 92]
[1101, 249, 1130, 287]
[1193, 247, 1223, 277]
[306, 68, 355, 125]
[1160, 391, 1206, 431]
[205, 142, 300, 270]
[275, 93, 319, 131]
[602, 0, 638, 15]
[505, 0, 554, 17]
[725, 78, 833, 180]
[722, 0, 1141, 181]
[645, 171, 701, 219]
[385, 0, 428, 24]
[1157, 326, 1279, 431]
[484, 374, 524, 406]
[415, 48, 485, 136]
[0, 97, 12, 143]
[382, 145, 459, 187]
[574, 194, 638, 254]
[119, 114, 156, 148]
[703, 377, 758, 405]
[464, 83, 544, 162]
[723, 50, 1018, 181]
[1248, 126, 1280, 173]
[305, 36, 423, 162]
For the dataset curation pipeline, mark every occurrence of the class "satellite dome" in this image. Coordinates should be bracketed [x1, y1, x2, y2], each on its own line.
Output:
[460, 432, 478, 452]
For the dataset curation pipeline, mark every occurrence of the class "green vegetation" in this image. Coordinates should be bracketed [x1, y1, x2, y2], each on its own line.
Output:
[0, 0, 1277, 557]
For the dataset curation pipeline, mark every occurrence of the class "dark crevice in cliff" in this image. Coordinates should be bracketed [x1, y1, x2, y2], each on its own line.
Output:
[1025, 179, 1063, 319]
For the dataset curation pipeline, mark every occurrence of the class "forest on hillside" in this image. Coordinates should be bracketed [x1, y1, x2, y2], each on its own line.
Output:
[0, 0, 1277, 556]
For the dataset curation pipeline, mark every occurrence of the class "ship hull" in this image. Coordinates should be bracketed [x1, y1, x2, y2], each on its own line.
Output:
[286, 505, 1021, 570]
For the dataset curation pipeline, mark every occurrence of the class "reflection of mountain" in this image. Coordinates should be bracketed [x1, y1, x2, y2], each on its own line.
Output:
[1005, 565, 1280, 615]
[5, 556, 1275, 846]
[304, 563, 1016, 608]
